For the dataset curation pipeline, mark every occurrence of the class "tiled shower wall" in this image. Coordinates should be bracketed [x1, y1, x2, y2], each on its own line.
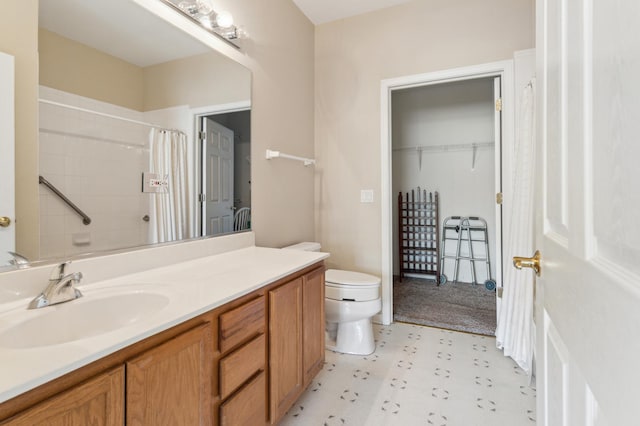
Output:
[38, 87, 154, 260]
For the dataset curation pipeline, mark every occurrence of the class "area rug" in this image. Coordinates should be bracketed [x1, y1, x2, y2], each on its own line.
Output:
[393, 276, 496, 336]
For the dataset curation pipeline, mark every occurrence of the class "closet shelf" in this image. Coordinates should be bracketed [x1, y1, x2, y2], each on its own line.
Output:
[393, 142, 495, 171]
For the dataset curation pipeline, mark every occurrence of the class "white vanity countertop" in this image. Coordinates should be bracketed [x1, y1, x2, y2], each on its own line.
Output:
[0, 246, 329, 403]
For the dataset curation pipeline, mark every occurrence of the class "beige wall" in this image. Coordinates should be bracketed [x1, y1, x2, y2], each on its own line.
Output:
[225, 0, 316, 248]
[143, 52, 251, 111]
[0, 0, 39, 260]
[39, 29, 145, 111]
[314, 0, 535, 273]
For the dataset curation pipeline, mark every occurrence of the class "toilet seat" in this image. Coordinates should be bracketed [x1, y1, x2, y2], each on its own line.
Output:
[325, 269, 381, 302]
[325, 269, 381, 286]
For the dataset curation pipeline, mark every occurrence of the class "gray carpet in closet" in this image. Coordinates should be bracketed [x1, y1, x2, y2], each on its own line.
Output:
[393, 276, 496, 336]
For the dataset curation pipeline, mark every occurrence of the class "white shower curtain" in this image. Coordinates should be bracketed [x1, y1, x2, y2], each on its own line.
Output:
[149, 128, 193, 244]
[496, 79, 536, 376]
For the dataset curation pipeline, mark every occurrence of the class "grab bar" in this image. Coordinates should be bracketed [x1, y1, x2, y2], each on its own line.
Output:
[38, 175, 91, 225]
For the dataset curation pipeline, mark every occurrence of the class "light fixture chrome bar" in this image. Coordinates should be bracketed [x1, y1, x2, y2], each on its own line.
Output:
[39, 176, 92, 225]
[157, 0, 240, 49]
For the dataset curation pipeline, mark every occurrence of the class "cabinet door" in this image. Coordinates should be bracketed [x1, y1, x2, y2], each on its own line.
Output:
[302, 266, 325, 386]
[2, 366, 124, 426]
[269, 277, 303, 423]
[126, 323, 212, 426]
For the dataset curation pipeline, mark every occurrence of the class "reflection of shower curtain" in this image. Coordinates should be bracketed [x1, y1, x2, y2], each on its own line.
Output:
[496, 79, 536, 376]
[149, 128, 193, 244]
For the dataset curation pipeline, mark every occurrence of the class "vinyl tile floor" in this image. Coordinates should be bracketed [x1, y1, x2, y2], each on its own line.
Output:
[280, 322, 536, 426]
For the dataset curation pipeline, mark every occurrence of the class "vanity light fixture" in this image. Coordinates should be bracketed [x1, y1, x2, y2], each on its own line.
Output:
[161, 0, 244, 44]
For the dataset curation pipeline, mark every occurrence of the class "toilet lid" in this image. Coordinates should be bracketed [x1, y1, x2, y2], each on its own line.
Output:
[325, 269, 381, 287]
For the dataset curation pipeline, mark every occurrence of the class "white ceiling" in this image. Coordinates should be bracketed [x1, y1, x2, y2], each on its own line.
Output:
[39, 0, 211, 67]
[292, 0, 416, 25]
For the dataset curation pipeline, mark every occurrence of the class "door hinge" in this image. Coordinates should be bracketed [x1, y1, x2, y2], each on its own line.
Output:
[495, 98, 502, 112]
[496, 192, 503, 205]
[198, 193, 205, 203]
[198, 131, 206, 141]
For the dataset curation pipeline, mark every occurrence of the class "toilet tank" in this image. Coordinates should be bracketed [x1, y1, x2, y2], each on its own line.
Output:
[282, 242, 321, 252]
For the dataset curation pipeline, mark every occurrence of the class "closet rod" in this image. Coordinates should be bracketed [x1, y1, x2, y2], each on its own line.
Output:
[394, 142, 495, 171]
[393, 141, 494, 153]
[38, 99, 185, 135]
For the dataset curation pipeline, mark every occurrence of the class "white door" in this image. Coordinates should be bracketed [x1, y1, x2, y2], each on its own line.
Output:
[534, 0, 640, 424]
[0, 52, 15, 266]
[201, 117, 234, 236]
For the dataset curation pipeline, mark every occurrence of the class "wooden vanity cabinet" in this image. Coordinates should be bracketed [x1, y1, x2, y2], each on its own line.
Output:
[0, 261, 325, 426]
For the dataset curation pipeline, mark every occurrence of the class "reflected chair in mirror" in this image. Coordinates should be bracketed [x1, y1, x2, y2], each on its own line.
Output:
[234, 207, 251, 231]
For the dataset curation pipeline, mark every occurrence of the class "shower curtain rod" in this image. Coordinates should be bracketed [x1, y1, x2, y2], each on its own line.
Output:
[38, 99, 186, 135]
[40, 128, 148, 149]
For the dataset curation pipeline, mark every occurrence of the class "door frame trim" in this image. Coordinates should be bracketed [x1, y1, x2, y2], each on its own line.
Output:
[379, 60, 514, 325]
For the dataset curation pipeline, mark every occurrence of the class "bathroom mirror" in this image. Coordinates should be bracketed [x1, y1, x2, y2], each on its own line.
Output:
[3, 0, 251, 269]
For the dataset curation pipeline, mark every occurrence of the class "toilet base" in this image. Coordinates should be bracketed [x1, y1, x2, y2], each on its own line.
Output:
[325, 318, 376, 355]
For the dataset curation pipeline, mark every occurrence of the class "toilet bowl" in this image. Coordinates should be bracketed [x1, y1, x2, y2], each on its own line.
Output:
[282, 242, 382, 355]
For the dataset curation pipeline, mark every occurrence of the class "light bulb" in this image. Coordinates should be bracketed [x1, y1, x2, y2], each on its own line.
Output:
[199, 15, 213, 29]
[196, 0, 213, 15]
[216, 11, 234, 28]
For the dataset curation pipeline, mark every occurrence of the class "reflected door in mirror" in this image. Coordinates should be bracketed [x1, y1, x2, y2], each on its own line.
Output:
[203, 118, 234, 235]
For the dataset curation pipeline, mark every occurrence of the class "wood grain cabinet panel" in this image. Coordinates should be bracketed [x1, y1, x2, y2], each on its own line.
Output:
[126, 323, 212, 426]
[302, 266, 325, 387]
[219, 296, 265, 353]
[219, 371, 266, 426]
[219, 333, 266, 399]
[1, 366, 124, 426]
[269, 277, 303, 423]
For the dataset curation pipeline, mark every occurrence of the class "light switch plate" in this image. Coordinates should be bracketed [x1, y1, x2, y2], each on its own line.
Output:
[360, 189, 374, 203]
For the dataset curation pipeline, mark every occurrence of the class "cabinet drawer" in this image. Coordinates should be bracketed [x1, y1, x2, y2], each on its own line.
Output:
[220, 334, 265, 400]
[219, 296, 265, 353]
[220, 371, 266, 426]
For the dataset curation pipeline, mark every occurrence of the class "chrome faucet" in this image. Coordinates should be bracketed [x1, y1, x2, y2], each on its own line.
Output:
[28, 261, 83, 309]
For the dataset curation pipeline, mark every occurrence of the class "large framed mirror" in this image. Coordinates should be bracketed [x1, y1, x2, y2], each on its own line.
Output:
[0, 0, 251, 269]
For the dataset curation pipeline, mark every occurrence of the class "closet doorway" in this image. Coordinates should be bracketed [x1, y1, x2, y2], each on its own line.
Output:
[392, 77, 499, 335]
[380, 61, 514, 332]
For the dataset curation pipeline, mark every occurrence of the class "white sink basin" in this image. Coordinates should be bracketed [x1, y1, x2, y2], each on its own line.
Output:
[0, 290, 171, 349]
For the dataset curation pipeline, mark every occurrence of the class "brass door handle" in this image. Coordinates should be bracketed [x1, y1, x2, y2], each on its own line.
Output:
[0, 217, 10, 228]
[513, 250, 541, 276]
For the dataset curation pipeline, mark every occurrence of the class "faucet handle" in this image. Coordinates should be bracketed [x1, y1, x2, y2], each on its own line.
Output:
[49, 260, 72, 281]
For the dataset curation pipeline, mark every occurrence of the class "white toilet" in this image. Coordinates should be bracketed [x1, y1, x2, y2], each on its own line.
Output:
[283, 242, 382, 355]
